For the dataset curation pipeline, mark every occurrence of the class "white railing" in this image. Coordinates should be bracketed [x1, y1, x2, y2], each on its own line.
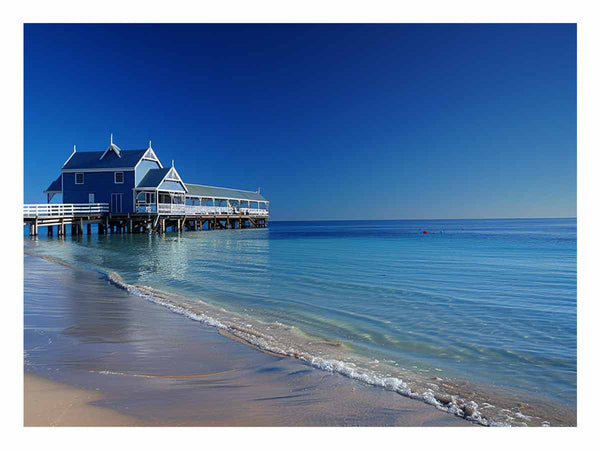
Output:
[143, 203, 268, 216]
[156, 204, 199, 214]
[24, 203, 110, 217]
[136, 204, 157, 214]
[156, 204, 234, 215]
[244, 208, 269, 217]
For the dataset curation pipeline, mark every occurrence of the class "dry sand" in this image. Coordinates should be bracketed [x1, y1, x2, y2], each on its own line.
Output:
[24, 373, 143, 426]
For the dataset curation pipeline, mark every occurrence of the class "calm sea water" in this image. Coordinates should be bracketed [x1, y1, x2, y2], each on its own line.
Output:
[25, 218, 576, 424]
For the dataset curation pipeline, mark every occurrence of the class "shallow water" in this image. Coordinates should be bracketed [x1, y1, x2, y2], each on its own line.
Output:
[24, 218, 576, 426]
[24, 254, 469, 426]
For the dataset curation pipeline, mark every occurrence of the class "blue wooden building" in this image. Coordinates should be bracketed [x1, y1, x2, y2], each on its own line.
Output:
[44, 136, 269, 216]
[27, 137, 269, 236]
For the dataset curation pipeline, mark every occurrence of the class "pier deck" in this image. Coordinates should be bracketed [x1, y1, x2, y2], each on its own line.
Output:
[24, 203, 268, 236]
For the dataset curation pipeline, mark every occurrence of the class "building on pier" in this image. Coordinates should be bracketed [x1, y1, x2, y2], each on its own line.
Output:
[44, 136, 269, 216]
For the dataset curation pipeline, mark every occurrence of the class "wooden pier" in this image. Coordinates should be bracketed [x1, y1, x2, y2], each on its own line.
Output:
[24, 203, 268, 236]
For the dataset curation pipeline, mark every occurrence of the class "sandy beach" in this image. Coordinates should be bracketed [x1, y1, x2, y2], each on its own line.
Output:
[24, 253, 471, 427]
[24, 374, 143, 426]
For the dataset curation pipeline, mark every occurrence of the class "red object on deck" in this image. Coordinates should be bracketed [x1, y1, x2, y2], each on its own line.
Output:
[423, 231, 428, 234]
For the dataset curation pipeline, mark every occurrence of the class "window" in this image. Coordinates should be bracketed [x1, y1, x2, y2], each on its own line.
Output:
[145, 192, 155, 204]
[114, 172, 124, 184]
[75, 173, 84, 184]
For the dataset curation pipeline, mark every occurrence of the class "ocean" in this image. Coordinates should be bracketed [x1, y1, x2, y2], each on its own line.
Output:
[24, 218, 577, 426]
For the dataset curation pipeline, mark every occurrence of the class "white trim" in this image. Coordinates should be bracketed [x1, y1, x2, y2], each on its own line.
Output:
[114, 171, 124, 184]
[141, 157, 162, 164]
[184, 194, 267, 203]
[134, 187, 185, 194]
[100, 143, 122, 160]
[156, 167, 188, 193]
[134, 147, 164, 171]
[62, 147, 77, 167]
[62, 168, 135, 173]
[185, 182, 264, 195]
[24, 203, 110, 217]
[61, 149, 160, 174]
[75, 173, 84, 184]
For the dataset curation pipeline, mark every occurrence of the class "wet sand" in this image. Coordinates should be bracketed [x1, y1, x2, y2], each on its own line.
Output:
[24, 253, 471, 427]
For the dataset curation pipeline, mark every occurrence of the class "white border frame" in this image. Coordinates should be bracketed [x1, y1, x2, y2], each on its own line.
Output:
[7, 3, 597, 449]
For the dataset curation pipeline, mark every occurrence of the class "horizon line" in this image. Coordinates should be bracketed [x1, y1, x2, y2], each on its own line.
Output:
[269, 217, 577, 222]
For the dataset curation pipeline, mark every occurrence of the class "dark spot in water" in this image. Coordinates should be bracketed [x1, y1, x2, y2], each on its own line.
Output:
[292, 384, 319, 392]
[287, 369, 313, 376]
[256, 366, 285, 374]
[253, 394, 306, 402]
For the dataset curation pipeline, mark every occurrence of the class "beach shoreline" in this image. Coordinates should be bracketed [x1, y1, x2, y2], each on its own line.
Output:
[24, 252, 473, 427]
[24, 225, 577, 428]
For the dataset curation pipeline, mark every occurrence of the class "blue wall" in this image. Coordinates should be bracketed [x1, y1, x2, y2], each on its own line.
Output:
[135, 160, 161, 185]
[62, 170, 135, 212]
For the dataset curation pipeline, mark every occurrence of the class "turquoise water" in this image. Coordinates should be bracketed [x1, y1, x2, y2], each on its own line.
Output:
[25, 218, 576, 425]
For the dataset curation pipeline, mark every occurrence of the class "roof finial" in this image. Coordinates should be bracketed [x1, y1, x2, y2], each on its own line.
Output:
[73, 144, 76, 152]
[171, 159, 174, 168]
[149, 140, 152, 149]
[257, 187, 261, 193]
[110, 133, 113, 145]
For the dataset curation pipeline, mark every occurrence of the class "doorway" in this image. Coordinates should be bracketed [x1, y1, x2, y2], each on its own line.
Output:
[110, 193, 123, 213]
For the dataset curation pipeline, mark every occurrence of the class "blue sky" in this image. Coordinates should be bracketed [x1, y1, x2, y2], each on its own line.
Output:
[24, 24, 576, 220]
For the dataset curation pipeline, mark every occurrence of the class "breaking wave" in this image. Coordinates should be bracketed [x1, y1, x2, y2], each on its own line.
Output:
[106, 271, 500, 426]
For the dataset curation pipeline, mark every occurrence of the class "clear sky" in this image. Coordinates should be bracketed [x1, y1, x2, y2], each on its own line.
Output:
[24, 24, 576, 220]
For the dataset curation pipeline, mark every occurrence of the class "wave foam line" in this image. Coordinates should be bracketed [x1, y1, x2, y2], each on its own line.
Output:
[106, 271, 498, 426]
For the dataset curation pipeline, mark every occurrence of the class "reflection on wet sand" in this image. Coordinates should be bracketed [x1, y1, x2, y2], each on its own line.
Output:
[24, 253, 469, 427]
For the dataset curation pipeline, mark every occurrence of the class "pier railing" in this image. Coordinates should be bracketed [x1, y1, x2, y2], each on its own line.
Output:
[23, 203, 110, 218]
[24, 203, 268, 218]
[141, 203, 269, 216]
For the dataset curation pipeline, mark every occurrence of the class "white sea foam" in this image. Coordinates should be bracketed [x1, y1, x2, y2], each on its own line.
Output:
[105, 270, 500, 426]
[26, 246, 575, 427]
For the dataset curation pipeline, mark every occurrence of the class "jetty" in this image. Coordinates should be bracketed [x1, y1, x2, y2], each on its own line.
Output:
[24, 137, 269, 236]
